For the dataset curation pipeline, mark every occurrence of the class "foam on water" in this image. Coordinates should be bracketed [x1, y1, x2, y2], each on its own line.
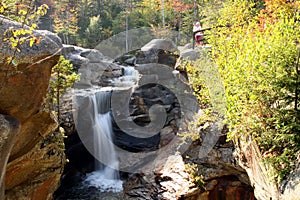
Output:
[84, 170, 123, 192]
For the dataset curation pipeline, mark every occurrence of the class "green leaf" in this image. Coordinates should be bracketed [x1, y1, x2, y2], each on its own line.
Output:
[11, 59, 18, 66]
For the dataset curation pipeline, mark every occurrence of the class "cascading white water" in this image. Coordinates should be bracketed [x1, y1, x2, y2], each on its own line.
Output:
[113, 66, 139, 87]
[73, 67, 139, 194]
[83, 91, 123, 192]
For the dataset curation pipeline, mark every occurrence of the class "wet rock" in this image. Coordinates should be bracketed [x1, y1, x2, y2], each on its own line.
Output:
[124, 56, 136, 66]
[115, 53, 136, 66]
[123, 173, 162, 200]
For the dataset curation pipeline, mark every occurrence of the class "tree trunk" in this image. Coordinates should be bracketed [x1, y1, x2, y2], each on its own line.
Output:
[161, 0, 165, 28]
[97, 0, 101, 16]
[125, 0, 129, 52]
[295, 50, 300, 111]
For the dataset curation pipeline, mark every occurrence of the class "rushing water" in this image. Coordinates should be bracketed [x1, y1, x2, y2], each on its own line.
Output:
[83, 91, 123, 192]
[113, 66, 139, 87]
[55, 66, 139, 199]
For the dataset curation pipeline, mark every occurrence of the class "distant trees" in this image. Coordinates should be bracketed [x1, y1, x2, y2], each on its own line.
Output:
[23, 0, 199, 47]
[52, 0, 79, 44]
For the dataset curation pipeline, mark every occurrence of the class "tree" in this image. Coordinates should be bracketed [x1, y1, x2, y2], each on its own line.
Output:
[53, 0, 79, 44]
[35, 0, 55, 31]
[48, 56, 80, 123]
[206, 0, 300, 182]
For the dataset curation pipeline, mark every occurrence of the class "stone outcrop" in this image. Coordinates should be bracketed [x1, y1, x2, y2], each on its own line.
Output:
[0, 16, 64, 199]
[122, 120, 255, 200]
[182, 121, 255, 199]
[62, 45, 123, 88]
[120, 42, 256, 199]
[235, 137, 300, 200]
[234, 138, 279, 200]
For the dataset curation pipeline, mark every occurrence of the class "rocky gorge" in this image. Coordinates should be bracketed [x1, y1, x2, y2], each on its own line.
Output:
[55, 36, 257, 200]
[1, 16, 300, 200]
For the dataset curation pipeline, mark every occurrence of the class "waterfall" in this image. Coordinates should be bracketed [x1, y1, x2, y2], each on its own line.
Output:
[113, 66, 139, 87]
[83, 90, 123, 192]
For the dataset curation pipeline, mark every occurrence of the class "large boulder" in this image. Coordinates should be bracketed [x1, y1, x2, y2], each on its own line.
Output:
[136, 38, 179, 67]
[0, 15, 64, 199]
[0, 16, 61, 66]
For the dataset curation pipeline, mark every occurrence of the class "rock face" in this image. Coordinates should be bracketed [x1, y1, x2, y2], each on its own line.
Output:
[235, 137, 300, 200]
[182, 122, 256, 200]
[281, 162, 300, 200]
[120, 41, 256, 199]
[234, 138, 279, 200]
[0, 16, 64, 199]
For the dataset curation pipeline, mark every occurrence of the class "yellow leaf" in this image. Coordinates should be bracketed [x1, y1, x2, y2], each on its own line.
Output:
[29, 38, 34, 47]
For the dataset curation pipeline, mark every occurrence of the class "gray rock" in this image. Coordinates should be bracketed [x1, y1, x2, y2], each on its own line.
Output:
[0, 115, 19, 200]
[281, 162, 300, 199]
[36, 30, 62, 47]
[124, 56, 136, 66]
[80, 49, 105, 63]
[64, 45, 123, 87]
[74, 61, 123, 88]
[234, 137, 280, 200]
[141, 38, 179, 54]
[178, 43, 193, 52]
[68, 54, 89, 66]
[136, 38, 179, 67]
[61, 45, 76, 57]
[180, 48, 200, 61]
